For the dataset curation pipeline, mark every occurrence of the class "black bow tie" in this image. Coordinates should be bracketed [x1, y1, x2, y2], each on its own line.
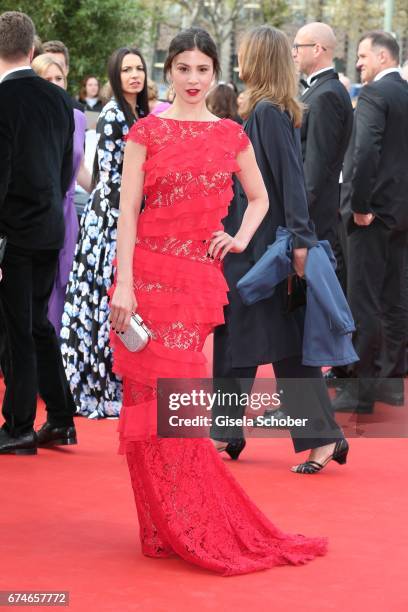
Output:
[300, 78, 308, 89]
[309, 73, 321, 85]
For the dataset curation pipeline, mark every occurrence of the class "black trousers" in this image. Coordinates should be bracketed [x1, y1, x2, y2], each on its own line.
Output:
[0, 244, 76, 436]
[211, 323, 344, 453]
[347, 221, 408, 384]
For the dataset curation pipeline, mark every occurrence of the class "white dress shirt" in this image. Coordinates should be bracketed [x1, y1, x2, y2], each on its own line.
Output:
[374, 67, 401, 82]
[0, 65, 31, 83]
[306, 66, 335, 87]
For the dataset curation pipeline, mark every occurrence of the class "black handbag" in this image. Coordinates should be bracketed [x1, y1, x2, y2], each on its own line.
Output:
[0, 234, 7, 264]
[284, 273, 307, 313]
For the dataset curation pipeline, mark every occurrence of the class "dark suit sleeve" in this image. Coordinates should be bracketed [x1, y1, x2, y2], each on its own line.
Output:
[254, 103, 316, 248]
[350, 87, 387, 213]
[60, 104, 75, 197]
[0, 112, 12, 209]
[303, 90, 344, 207]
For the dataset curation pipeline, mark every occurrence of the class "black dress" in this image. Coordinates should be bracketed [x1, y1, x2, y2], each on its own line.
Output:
[211, 100, 344, 452]
[219, 101, 316, 368]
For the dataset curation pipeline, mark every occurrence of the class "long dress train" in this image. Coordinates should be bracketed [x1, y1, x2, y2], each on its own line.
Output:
[110, 115, 327, 575]
[126, 436, 327, 576]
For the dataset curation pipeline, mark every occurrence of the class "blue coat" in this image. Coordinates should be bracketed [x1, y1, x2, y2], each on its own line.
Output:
[237, 228, 359, 367]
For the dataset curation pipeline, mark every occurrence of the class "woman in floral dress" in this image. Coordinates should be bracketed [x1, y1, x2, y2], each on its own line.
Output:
[61, 47, 149, 418]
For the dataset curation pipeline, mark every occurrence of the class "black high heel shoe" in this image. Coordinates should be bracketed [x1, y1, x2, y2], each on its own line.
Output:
[291, 439, 349, 474]
[225, 439, 246, 460]
[216, 438, 246, 460]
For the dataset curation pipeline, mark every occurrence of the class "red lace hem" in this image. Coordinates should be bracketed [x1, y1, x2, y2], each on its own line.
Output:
[126, 437, 328, 575]
[118, 400, 157, 451]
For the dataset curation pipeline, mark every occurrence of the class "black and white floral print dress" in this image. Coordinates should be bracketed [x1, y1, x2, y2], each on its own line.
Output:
[61, 99, 134, 418]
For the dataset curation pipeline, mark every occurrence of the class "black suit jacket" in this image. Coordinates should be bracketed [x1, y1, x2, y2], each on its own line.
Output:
[341, 71, 408, 232]
[220, 101, 316, 367]
[0, 69, 74, 249]
[301, 70, 353, 244]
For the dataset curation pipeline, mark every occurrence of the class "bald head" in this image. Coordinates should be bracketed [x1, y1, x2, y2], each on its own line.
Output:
[299, 23, 336, 50]
[293, 22, 336, 76]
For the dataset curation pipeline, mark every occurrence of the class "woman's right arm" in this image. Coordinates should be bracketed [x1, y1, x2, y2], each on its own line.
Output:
[109, 140, 146, 332]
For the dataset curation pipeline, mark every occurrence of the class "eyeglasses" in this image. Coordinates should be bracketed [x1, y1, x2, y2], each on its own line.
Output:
[292, 43, 327, 53]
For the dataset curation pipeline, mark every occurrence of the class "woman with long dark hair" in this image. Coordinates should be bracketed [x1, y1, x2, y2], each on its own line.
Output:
[61, 47, 149, 418]
[109, 27, 327, 575]
[211, 25, 349, 473]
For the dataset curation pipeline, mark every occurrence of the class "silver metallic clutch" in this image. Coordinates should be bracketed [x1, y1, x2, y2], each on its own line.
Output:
[115, 313, 152, 352]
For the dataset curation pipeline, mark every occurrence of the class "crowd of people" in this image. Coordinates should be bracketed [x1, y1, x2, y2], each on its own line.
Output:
[0, 9, 407, 576]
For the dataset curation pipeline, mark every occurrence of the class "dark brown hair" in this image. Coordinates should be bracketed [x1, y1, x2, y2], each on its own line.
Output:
[79, 75, 101, 100]
[32, 35, 43, 60]
[206, 84, 239, 120]
[107, 47, 149, 125]
[0, 11, 35, 61]
[164, 27, 220, 81]
[91, 48, 149, 188]
[360, 30, 400, 63]
[42, 40, 69, 68]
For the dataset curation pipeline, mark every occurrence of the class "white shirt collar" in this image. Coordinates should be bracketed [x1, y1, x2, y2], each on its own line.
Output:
[374, 67, 401, 82]
[306, 66, 335, 87]
[0, 65, 32, 83]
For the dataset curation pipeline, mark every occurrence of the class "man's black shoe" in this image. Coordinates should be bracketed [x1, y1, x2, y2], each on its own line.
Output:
[332, 388, 374, 414]
[375, 380, 404, 406]
[0, 428, 37, 455]
[36, 422, 77, 447]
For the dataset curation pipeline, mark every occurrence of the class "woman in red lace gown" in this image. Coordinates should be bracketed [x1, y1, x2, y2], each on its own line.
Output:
[109, 27, 327, 576]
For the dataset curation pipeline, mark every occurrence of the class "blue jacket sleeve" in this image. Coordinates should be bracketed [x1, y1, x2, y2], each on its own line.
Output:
[237, 232, 292, 304]
[305, 245, 355, 334]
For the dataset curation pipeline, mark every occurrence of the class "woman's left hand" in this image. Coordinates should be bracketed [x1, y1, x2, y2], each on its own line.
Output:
[207, 231, 247, 261]
[293, 248, 308, 278]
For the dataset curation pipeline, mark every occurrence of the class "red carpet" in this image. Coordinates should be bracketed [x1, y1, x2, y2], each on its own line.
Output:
[1, 358, 408, 610]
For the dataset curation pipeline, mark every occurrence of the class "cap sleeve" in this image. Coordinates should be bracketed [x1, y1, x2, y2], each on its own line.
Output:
[236, 126, 250, 154]
[225, 120, 250, 155]
[127, 118, 150, 147]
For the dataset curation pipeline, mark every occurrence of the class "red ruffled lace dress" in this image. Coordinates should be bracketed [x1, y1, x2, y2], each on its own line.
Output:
[110, 115, 327, 576]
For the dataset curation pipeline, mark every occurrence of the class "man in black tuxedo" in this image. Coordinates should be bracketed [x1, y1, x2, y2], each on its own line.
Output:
[293, 22, 353, 251]
[0, 11, 77, 454]
[335, 31, 408, 413]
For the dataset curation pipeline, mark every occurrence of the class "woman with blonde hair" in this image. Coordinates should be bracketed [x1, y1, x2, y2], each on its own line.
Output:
[211, 25, 349, 474]
[31, 53, 66, 88]
[32, 54, 92, 334]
